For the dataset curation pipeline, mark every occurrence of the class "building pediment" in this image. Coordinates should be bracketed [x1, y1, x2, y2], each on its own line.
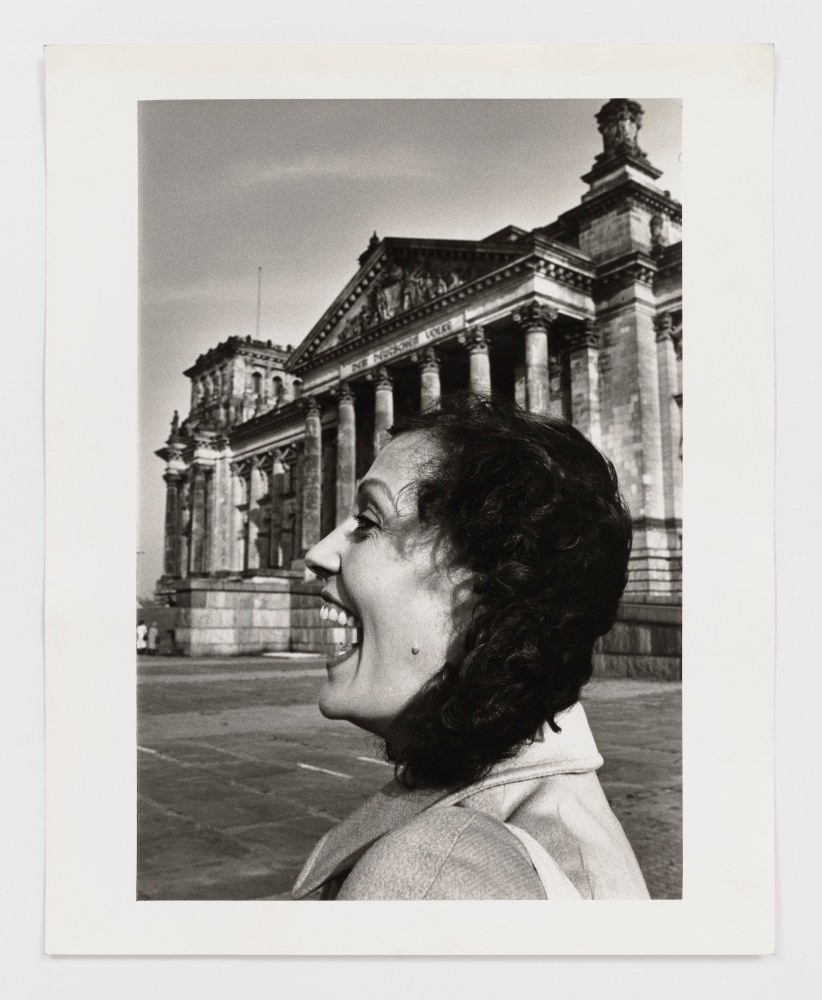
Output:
[288, 236, 527, 371]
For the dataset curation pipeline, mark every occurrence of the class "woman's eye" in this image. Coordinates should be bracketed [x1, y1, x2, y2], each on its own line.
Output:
[352, 513, 379, 536]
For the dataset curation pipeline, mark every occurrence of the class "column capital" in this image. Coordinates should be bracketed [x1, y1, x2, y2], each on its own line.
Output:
[163, 469, 183, 484]
[338, 381, 355, 403]
[513, 301, 558, 331]
[413, 346, 440, 372]
[567, 320, 602, 352]
[302, 395, 321, 418]
[371, 366, 393, 390]
[459, 325, 489, 355]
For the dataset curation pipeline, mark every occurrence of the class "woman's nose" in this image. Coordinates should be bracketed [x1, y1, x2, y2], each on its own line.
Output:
[305, 526, 343, 581]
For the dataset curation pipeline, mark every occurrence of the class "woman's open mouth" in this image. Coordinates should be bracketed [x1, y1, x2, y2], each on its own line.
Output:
[320, 599, 362, 661]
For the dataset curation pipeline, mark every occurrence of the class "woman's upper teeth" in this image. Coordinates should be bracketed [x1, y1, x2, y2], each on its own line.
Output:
[320, 602, 360, 628]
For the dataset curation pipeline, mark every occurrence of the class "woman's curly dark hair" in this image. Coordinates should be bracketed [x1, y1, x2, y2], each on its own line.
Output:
[384, 391, 632, 789]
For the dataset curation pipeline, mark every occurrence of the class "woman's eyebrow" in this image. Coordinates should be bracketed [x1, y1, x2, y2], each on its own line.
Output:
[356, 477, 399, 513]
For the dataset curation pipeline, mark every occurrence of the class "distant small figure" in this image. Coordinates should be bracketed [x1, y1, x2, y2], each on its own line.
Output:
[147, 622, 159, 657]
[136, 620, 148, 655]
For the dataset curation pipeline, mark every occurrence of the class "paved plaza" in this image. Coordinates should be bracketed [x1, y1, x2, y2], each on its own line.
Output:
[137, 656, 682, 900]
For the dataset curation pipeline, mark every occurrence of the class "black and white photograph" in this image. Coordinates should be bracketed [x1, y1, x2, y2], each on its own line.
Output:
[41, 41, 777, 961]
[136, 97, 683, 902]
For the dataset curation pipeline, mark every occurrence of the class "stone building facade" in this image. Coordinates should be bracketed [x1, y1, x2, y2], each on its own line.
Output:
[155, 99, 683, 677]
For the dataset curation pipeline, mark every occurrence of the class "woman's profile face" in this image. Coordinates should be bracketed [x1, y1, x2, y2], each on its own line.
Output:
[305, 431, 470, 743]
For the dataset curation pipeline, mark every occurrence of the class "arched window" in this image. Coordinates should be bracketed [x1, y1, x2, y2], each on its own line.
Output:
[251, 371, 262, 396]
[272, 376, 284, 405]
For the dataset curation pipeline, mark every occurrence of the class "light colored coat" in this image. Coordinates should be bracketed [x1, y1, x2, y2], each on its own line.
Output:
[293, 703, 650, 900]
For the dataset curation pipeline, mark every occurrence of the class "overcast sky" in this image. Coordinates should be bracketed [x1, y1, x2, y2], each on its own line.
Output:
[138, 98, 682, 598]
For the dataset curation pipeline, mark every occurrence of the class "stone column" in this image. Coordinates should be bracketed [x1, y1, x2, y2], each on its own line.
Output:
[336, 384, 357, 523]
[463, 326, 491, 396]
[301, 397, 322, 554]
[567, 320, 603, 446]
[655, 314, 682, 522]
[162, 471, 182, 577]
[417, 347, 441, 411]
[246, 459, 267, 571]
[513, 363, 527, 408]
[207, 445, 231, 573]
[189, 464, 209, 575]
[229, 464, 246, 572]
[177, 479, 190, 578]
[514, 302, 557, 415]
[372, 367, 394, 455]
[269, 453, 286, 568]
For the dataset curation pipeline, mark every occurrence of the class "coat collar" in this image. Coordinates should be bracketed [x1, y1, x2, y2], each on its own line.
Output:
[292, 702, 603, 899]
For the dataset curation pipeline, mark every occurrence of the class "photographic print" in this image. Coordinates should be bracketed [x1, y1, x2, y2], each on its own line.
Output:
[137, 97, 682, 902]
[45, 44, 773, 955]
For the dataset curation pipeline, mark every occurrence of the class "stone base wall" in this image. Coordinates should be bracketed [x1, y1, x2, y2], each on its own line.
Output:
[162, 581, 681, 679]
[164, 573, 335, 657]
[594, 602, 681, 680]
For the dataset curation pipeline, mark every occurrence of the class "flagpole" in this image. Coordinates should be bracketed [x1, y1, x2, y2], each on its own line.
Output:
[255, 266, 262, 338]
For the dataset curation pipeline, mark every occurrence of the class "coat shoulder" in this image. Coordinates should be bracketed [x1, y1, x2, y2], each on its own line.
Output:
[336, 806, 545, 900]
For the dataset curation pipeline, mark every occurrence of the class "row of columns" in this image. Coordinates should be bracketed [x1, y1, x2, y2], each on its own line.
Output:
[162, 462, 211, 578]
[299, 305, 605, 552]
[161, 303, 612, 577]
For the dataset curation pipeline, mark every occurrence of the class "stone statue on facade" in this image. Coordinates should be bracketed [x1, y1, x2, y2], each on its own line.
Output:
[650, 213, 666, 250]
[595, 98, 652, 167]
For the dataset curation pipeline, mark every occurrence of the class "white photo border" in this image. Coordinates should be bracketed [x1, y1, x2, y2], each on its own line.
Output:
[44, 42, 774, 955]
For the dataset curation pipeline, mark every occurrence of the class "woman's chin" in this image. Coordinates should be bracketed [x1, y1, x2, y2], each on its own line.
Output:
[318, 639, 360, 718]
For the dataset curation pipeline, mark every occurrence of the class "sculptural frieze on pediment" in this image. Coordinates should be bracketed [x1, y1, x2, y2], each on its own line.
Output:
[318, 253, 498, 355]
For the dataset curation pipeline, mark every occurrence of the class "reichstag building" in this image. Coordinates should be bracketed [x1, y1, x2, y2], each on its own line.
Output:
[155, 98, 682, 677]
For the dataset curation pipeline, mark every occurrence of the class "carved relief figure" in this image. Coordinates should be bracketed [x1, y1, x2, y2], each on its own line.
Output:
[650, 213, 665, 249]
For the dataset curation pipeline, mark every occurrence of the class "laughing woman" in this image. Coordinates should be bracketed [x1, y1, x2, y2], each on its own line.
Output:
[292, 392, 649, 901]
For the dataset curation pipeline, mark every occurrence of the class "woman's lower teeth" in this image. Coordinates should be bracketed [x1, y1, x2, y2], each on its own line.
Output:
[329, 625, 361, 648]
